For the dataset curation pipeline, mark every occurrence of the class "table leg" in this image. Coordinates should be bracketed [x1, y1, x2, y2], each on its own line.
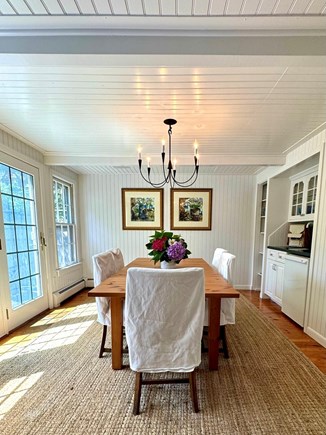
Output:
[111, 297, 123, 370]
[208, 297, 221, 370]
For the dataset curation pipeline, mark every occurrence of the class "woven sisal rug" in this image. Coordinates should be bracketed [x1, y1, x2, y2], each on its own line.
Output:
[0, 295, 325, 435]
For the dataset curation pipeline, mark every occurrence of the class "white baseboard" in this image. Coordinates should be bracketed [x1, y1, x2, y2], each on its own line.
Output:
[53, 280, 85, 307]
[86, 278, 94, 288]
[234, 285, 252, 290]
[305, 327, 326, 348]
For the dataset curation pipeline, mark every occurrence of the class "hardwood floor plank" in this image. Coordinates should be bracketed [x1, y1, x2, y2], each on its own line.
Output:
[239, 290, 326, 373]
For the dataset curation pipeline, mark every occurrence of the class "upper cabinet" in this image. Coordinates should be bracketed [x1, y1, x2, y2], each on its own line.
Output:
[289, 166, 318, 222]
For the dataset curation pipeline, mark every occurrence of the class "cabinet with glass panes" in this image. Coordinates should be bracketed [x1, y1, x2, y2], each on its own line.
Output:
[289, 166, 318, 222]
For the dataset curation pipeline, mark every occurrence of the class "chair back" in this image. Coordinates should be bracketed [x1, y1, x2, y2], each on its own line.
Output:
[92, 248, 124, 325]
[219, 252, 236, 285]
[212, 248, 228, 273]
[220, 253, 236, 325]
[125, 267, 205, 373]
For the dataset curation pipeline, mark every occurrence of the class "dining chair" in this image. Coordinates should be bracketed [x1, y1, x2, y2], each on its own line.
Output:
[92, 248, 124, 358]
[125, 267, 205, 415]
[219, 252, 236, 358]
[203, 250, 235, 358]
[211, 248, 228, 273]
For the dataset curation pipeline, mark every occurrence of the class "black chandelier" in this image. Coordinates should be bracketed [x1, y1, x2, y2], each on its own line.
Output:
[138, 119, 199, 188]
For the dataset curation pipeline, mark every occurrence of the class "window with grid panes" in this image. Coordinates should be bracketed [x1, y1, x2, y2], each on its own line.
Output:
[53, 178, 77, 268]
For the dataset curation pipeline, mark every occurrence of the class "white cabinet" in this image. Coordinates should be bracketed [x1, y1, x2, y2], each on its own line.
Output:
[265, 249, 285, 306]
[289, 166, 318, 222]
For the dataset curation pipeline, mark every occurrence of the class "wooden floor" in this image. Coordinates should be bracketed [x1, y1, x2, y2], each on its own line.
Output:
[1, 289, 326, 374]
[240, 290, 326, 374]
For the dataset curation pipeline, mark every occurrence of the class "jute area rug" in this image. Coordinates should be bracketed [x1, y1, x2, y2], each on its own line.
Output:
[0, 295, 325, 435]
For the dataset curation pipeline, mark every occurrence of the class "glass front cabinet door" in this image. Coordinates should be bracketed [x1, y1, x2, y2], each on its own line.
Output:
[289, 166, 318, 222]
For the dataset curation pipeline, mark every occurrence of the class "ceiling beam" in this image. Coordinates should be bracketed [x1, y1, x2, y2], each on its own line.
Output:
[1, 34, 326, 56]
[44, 154, 285, 166]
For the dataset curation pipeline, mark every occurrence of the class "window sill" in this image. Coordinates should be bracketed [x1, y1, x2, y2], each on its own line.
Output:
[56, 262, 82, 276]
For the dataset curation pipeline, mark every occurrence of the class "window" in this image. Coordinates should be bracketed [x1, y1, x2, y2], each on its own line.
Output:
[53, 178, 77, 268]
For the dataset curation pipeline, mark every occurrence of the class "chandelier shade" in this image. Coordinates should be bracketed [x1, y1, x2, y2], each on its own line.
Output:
[137, 119, 199, 188]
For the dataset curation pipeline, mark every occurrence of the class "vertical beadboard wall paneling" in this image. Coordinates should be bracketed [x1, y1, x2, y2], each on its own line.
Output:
[79, 173, 256, 288]
[305, 137, 326, 347]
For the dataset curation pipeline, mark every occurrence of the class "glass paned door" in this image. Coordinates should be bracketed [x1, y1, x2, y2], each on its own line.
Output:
[0, 155, 48, 332]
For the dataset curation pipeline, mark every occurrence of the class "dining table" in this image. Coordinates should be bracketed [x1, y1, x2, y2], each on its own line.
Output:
[88, 257, 240, 371]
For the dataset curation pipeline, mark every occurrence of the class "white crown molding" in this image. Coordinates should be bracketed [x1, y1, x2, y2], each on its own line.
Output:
[0, 123, 46, 154]
[0, 15, 326, 33]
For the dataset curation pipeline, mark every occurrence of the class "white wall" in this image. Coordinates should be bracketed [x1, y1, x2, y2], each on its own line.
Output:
[79, 173, 256, 288]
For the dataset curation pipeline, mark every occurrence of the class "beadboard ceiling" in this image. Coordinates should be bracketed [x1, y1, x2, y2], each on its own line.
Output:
[0, 1, 326, 175]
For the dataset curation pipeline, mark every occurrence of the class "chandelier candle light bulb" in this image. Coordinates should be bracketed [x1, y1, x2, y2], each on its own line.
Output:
[137, 118, 200, 188]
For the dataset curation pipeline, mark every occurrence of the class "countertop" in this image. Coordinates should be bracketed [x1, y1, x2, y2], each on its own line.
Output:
[267, 246, 311, 258]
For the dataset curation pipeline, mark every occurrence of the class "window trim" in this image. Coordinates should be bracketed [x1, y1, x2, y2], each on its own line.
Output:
[52, 177, 78, 270]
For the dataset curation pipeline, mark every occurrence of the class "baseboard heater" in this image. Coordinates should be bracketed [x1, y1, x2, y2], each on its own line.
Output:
[53, 279, 86, 307]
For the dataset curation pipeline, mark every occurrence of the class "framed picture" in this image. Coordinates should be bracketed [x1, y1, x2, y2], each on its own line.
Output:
[122, 188, 164, 230]
[170, 188, 212, 230]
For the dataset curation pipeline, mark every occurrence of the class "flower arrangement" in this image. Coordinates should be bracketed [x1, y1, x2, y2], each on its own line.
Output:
[146, 230, 191, 264]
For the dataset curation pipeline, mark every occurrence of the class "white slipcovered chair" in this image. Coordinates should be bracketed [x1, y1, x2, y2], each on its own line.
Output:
[204, 249, 236, 358]
[212, 248, 228, 272]
[92, 248, 124, 358]
[125, 267, 205, 415]
[219, 252, 236, 358]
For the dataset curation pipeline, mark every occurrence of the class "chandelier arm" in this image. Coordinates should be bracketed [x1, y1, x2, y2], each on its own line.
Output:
[138, 165, 163, 187]
[171, 165, 199, 185]
[173, 171, 199, 188]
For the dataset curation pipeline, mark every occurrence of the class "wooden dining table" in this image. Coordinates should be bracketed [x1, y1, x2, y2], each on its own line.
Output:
[88, 257, 240, 370]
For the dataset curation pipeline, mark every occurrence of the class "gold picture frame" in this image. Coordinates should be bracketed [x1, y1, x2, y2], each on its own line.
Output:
[122, 188, 164, 230]
[170, 188, 212, 230]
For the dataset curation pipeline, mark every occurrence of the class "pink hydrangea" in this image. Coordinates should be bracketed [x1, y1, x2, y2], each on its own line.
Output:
[152, 237, 167, 251]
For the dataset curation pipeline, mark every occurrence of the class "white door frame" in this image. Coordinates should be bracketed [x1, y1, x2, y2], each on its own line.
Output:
[0, 151, 49, 333]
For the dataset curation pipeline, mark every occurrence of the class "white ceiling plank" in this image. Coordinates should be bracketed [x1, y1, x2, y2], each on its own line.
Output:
[0, 0, 16, 13]
[226, 0, 245, 15]
[306, 0, 326, 13]
[75, 0, 97, 14]
[92, 0, 111, 14]
[290, 0, 312, 13]
[41, 0, 64, 14]
[258, 0, 279, 14]
[127, 0, 144, 14]
[241, 0, 261, 14]
[24, 0, 48, 14]
[273, 0, 294, 14]
[210, 0, 227, 14]
[177, 0, 193, 14]
[110, 0, 128, 14]
[194, 0, 210, 15]
[7, 0, 33, 14]
[60, 0, 80, 14]
[161, 0, 176, 15]
[143, 0, 160, 15]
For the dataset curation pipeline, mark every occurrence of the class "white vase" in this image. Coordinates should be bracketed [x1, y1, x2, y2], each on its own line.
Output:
[160, 260, 177, 269]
